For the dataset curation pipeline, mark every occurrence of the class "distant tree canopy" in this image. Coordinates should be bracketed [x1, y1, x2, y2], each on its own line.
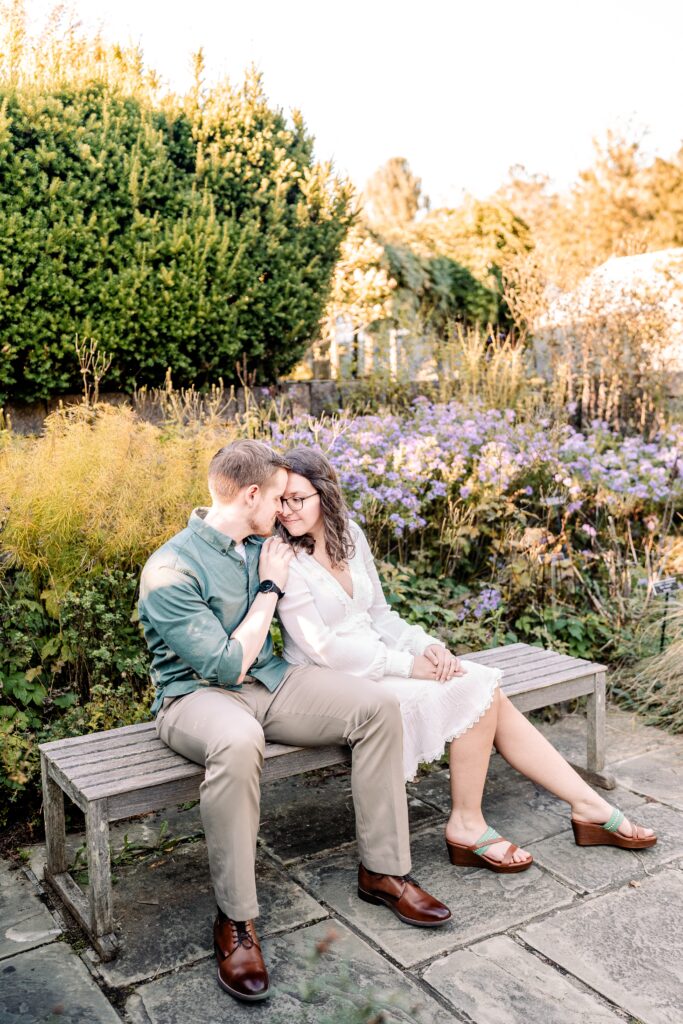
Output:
[0, 8, 353, 403]
[496, 131, 683, 286]
[322, 222, 497, 346]
[344, 158, 501, 336]
[363, 156, 427, 230]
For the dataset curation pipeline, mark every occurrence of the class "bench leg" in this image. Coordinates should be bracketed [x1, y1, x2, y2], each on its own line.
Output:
[582, 672, 616, 789]
[85, 800, 116, 950]
[41, 770, 118, 960]
[41, 753, 68, 877]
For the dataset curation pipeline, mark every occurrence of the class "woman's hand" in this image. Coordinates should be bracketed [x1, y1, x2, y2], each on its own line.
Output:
[423, 644, 467, 682]
[411, 654, 439, 680]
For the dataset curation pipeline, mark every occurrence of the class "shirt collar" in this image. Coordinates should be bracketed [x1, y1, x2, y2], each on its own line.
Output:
[188, 508, 268, 554]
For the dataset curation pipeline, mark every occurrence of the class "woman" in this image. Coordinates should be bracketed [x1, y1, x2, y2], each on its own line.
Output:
[275, 447, 656, 872]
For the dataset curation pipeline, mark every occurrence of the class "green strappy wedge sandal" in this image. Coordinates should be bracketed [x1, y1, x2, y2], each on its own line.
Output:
[571, 807, 657, 849]
[446, 826, 533, 873]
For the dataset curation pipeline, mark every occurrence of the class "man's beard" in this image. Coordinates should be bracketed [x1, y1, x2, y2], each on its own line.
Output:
[247, 512, 275, 538]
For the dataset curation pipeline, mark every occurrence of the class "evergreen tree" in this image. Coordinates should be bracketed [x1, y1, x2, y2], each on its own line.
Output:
[0, 7, 353, 402]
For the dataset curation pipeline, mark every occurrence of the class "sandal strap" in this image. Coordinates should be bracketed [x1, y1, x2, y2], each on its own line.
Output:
[501, 843, 519, 866]
[473, 827, 503, 856]
[602, 808, 625, 834]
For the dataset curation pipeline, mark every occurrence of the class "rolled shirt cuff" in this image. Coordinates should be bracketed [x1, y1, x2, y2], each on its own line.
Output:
[217, 637, 245, 686]
[385, 648, 415, 677]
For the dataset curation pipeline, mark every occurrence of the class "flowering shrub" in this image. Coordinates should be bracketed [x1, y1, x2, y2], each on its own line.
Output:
[272, 397, 681, 548]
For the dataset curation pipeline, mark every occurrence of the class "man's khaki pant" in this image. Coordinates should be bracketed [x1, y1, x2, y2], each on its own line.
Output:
[155, 664, 411, 920]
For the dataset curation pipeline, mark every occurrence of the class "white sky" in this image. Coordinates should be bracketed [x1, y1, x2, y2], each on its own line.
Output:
[26, 0, 683, 207]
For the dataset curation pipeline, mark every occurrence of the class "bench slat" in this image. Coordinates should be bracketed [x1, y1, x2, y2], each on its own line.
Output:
[53, 737, 171, 768]
[463, 644, 542, 665]
[48, 738, 347, 802]
[40, 721, 153, 752]
[471, 652, 574, 676]
[503, 667, 598, 698]
[66, 747, 183, 785]
[501, 660, 602, 688]
[104, 744, 352, 820]
[468, 646, 604, 673]
[83, 742, 352, 805]
[507, 676, 599, 713]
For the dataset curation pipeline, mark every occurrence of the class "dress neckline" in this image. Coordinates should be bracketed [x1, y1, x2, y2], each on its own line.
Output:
[308, 552, 355, 602]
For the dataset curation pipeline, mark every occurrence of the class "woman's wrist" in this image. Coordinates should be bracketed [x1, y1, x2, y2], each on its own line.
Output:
[385, 648, 414, 677]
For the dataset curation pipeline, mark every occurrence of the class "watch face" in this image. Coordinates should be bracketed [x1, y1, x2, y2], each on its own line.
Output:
[261, 581, 275, 592]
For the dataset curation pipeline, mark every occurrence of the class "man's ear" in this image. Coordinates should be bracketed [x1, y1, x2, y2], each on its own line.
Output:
[244, 484, 260, 505]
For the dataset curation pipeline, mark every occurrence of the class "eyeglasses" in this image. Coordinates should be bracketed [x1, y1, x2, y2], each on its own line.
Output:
[280, 492, 319, 512]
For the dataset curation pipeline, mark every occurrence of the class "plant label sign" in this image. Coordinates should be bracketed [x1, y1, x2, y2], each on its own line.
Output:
[653, 577, 681, 596]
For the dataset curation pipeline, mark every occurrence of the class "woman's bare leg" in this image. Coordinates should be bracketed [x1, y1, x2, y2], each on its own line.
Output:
[491, 692, 653, 839]
[446, 688, 531, 863]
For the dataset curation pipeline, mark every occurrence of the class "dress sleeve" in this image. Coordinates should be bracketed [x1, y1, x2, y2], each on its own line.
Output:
[277, 561, 414, 680]
[354, 524, 445, 658]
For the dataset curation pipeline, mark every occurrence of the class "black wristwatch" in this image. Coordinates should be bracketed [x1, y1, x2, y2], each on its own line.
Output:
[258, 579, 285, 599]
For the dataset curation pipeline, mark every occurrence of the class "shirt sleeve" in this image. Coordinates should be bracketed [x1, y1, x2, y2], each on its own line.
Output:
[277, 561, 413, 680]
[354, 524, 445, 658]
[140, 562, 244, 686]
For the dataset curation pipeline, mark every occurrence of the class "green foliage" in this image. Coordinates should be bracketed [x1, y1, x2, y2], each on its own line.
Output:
[408, 197, 533, 326]
[382, 240, 498, 330]
[0, 70, 352, 403]
[0, 567, 151, 824]
[378, 559, 505, 652]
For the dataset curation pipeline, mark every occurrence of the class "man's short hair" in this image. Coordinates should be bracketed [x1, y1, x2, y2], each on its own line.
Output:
[208, 440, 289, 501]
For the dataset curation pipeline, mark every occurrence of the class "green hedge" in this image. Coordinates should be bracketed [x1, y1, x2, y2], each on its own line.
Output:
[0, 73, 353, 403]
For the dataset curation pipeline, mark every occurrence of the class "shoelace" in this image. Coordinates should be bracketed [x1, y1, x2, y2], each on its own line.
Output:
[230, 920, 256, 950]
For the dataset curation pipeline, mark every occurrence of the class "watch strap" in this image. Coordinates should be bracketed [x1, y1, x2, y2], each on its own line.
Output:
[258, 579, 285, 598]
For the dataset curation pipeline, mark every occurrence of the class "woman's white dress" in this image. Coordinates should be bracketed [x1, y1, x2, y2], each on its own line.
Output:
[277, 521, 500, 782]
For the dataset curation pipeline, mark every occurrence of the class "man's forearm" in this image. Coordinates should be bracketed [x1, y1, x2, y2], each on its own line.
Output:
[231, 592, 279, 681]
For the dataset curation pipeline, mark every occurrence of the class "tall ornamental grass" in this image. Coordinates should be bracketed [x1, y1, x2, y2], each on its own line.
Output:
[0, 404, 236, 604]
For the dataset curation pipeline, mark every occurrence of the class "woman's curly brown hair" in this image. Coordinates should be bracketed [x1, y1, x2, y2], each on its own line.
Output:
[276, 447, 356, 567]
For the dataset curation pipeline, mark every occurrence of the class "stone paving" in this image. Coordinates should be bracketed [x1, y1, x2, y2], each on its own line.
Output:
[2, 705, 682, 1024]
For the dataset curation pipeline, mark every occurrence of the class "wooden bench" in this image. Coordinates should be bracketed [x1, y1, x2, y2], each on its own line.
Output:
[39, 642, 612, 960]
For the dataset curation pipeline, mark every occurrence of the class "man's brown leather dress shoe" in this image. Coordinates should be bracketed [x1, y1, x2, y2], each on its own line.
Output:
[213, 912, 270, 1001]
[357, 864, 451, 927]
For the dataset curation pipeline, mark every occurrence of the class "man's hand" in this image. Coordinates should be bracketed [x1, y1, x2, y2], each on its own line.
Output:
[258, 536, 294, 592]
[423, 644, 467, 683]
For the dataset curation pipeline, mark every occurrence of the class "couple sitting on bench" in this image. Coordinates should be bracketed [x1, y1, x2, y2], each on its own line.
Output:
[138, 440, 656, 1004]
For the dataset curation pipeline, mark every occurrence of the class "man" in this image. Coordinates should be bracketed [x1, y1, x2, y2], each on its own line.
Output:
[138, 439, 450, 1003]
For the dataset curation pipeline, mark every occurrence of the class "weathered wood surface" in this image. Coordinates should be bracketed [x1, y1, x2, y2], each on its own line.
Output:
[41, 752, 67, 875]
[85, 800, 113, 936]
[586, 671, 607, 771]
[48, 870, 118, 961]
[39, 641, 611, 956]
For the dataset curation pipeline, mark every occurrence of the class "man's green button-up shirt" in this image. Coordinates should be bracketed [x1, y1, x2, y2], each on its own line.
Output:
[138, 508, 289, 715]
